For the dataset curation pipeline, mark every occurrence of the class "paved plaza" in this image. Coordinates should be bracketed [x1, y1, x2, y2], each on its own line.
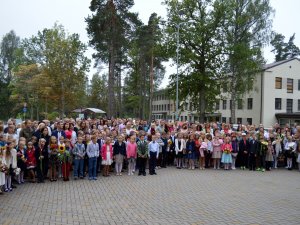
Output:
[0, 168, 300, 225]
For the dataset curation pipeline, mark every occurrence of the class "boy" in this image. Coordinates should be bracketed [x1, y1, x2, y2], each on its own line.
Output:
[73, 136, 86, 179]
[148, 134, 160, 175]
[137, 133, 148, 176]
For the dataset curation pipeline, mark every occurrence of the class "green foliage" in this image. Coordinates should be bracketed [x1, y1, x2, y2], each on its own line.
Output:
[88, 73, 108, 111]
[271, 33, 300, 62]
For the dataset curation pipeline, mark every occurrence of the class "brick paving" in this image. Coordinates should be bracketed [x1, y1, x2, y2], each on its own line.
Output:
[0, 168, 300, 225]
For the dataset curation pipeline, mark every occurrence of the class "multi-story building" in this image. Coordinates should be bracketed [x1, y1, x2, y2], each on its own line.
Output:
[151, 58, 300, 127]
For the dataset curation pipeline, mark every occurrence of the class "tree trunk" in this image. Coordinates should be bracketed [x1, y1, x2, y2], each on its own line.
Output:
[230, 74, 237, 124]
[199, 86, 206, 123]
[148, 53, 154, 122]
[108, 46, 116, 118]
[60, 81, 65, 119]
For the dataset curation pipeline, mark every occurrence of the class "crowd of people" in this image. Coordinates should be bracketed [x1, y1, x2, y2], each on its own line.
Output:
[0, 117, 300, 195]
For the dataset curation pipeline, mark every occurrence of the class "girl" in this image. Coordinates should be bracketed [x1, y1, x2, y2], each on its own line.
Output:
[205, 134, 213, 168]
[273, 136, 282, 169]
[0, 145, 6, 194]
[231, 135, 239, 170]
[101, 137, 113, 177]
[35, 138, 48, 183]
[16, 141, 27, 184]
[48, 136, 58, 181]
[73, 136, 86, 179]
[212, 133, 223, 170]
[113, 135, 126, 176]
[3, 142, 17, 192]
[297, 141, 300, 172]
[265, 139, 274, 171]
[26, 141, 36, 183]
[221, 137, 232, 170]
[182, 133, 188, 168]
[175, 133, 185, 169]
[61, 140, 71, 181]
[199, 138, 207, 170]
[186, 134, 196, 170]
[126, 135, 137, 176]
[284, 136, 296, 170]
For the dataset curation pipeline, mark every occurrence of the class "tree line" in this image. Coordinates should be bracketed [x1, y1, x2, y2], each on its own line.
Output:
[0, 0, 299, 122]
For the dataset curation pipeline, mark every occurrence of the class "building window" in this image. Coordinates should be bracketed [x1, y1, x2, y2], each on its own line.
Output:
[237, 118, 242, 124]
[222, 117, 226, 123]
[298, 80, 300, 91]
[287, 78, 293, 93]
[215, 101, 220, 110]
[222, 100, 227, 110]
[247, 98, 253, 110]
[237, 99, 243, 110]
[247, 118, 252, 125]
[298, 100, 300, 111]
[229, 117, 232, 124]
[275, 98, 282, 110]
[287, 99, 293, 113]
[275, 77, 282, 89]
[230, 100, 232, 110]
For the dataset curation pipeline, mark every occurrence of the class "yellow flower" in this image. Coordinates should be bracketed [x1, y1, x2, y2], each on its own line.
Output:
[58, 145, 66, 154]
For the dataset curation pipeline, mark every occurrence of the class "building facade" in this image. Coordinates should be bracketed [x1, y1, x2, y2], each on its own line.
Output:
[151, 58, 300, 127]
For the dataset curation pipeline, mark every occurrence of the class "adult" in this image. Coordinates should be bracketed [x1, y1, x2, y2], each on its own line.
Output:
[51, 122, 66, 145]
[19, 120, 34, 143]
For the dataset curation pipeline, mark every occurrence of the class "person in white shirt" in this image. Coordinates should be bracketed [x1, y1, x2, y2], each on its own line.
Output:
[148, 135, 159, 175]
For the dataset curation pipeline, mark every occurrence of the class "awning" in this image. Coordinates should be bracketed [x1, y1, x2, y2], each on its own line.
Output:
[275, 113, 300, 119]
[72, 108, 106, 114]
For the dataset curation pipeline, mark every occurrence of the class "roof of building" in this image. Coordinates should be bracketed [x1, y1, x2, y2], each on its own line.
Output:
[263, 58, 300, 70]
[72, 108, 106, 114]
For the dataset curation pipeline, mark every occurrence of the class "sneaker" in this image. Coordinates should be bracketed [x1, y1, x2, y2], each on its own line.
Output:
[88, 177, 93, 180]
[261, 169, 265, 172]
[93, 177, 97, 180]
[128, 173, 131, 176]
[119, 173, 122, 176]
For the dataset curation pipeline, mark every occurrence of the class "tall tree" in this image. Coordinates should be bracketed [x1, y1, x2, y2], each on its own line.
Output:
[22, 24, 90, 118]
[223, 0, 273, 123]
[0, 30, 22, 119]
[86, 0, 137, 118]
[88, 73, 108, 111]
[271, 33, 300, 62]
[164, 0, 226, 122]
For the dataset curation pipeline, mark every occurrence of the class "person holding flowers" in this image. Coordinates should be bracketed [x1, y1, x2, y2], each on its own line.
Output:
[3, 142, 17, 191]
[199, 137, 207, 170]
[101, 137, 113, 177]
[48, 136, 59, 181]
[26, 141, 36, 183]
[212, 132, 223, 170]
[257, 137, 268, 172]
[221, 137, 232, 170]
[58, 140, 71, 181]
[35, 138, 48, 183]
[265, 139, 274, 171]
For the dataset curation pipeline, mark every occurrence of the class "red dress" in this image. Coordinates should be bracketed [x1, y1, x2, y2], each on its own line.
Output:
[26, 147, 36, 169]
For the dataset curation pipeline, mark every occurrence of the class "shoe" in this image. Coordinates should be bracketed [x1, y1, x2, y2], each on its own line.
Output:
[80, 176, 84, 179]
[74, 177, 78, 180]
[119, 173, 122, 176]
[261, 169, 265, 172]
[11, 184, 16, 188]
[128, 173, 131, 176]
[143, 172, 146, 176]
[138, 173, 142, 176]
[4, 189, 8, 192]
[153, 172, 157, 175]
[9, 188, 13, 192]
[88, 177, 93, 180]
[93, 177, 97, 180]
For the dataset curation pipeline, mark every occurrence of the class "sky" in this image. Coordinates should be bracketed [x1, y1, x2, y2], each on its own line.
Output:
[0, 0, 300, 88]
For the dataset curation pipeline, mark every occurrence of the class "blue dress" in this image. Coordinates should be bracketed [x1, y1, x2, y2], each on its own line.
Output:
[186, 140, 196, 159]
[221, 152, 232, 163]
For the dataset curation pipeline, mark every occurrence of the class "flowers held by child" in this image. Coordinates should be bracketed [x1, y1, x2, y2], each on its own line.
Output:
[223, 148, 232, 154]
[261, 141, 268, 146]
[168, 139, 172, 146]
[58, 145, 70, 162]
[58, 145, 66, 154]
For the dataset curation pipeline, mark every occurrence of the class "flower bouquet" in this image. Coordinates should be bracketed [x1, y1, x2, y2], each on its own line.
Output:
[223, 148, 231, 154]
[261, 141, 268, 146]
[58, 145, 70, 163]
[168, 139, 172, 146]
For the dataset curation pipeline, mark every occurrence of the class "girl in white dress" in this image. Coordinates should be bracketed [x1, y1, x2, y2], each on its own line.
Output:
[0, 145, 6, 194]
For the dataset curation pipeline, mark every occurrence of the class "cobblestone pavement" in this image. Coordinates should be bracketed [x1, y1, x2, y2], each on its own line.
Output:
[1, 168, 300, 225]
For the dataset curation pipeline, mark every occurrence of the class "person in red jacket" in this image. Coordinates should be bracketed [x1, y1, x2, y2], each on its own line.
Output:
[101, 137, 113, 177]
[26, 141, 36, 183]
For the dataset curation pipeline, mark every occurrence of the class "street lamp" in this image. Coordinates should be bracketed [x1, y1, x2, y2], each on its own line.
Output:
[175, 20, 194, 122]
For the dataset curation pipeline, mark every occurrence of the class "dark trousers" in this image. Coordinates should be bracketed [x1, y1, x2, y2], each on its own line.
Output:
[161, 151, 167, 168]
[265, 161, 272, 170]
[240, 153, 248, 168]
[205, 151, 212, 168]
[248, 153, 256, 171]
[138, 157, 147, 174]
[258, 154, 266, 168]
[168, 151, 175, 166]
[96, 156, 102, 173]
[36, 161, 45, 182]
[149, 152, 157, 174]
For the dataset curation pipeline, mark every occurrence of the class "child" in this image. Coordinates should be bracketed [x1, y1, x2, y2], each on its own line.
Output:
[212, 134, 223, 170]
[16, 141, 27, 184]
[186, 134, 196, 170]
[231, 135, 239, 170]
[26, 142, 36, 183]
[297, 141, 300, 172]
[86, 135, 99, 180]
[205, 134, 213, 168]
[3, 142, 17, 192]
[35, 138, 48, 183]
[265, 139, 274, 171]
[221, 137, 232, 170]
[284, 136, 296, 170]
[73, 136, 86, 179]
[101, 137, 113, 177]
[126, 135, 137, 176]
[137, 133, 148, 176]
[257, 138, 268, 172]
[113, 135, 126, 176]
[199, 138, 207, 170]
[148, 134, 160, 175]
[0, 145, 7, 194]
[175, 133, 184, 169]
[61, 140, 71, 181]
[272, 136, 282, 169]
[48, 136, 58, 181]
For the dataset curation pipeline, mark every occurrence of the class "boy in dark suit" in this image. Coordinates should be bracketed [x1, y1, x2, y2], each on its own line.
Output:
[248, 133, 258, 171]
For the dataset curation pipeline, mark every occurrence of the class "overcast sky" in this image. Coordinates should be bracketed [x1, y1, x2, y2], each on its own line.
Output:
[0, 0, 299, 88]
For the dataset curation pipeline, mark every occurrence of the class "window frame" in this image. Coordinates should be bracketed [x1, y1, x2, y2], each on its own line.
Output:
[275, 98, 282, 110]
[275, 77, 282, 89]
[287, 78, 293, 93]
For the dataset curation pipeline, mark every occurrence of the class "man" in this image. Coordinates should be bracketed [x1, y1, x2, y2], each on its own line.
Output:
[19, 120, 34, 143]
[148, 134, 160, 175]
[51, 122, 66, 145]
[248, 133, 258, 171]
